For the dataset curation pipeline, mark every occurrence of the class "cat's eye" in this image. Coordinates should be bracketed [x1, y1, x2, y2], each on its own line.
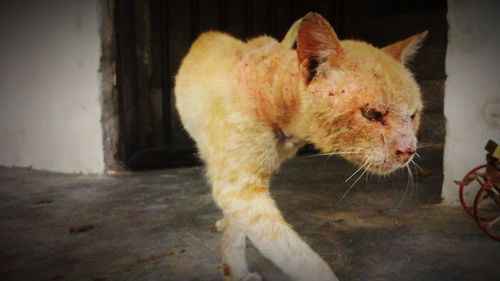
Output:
[361, 107, 385, 124]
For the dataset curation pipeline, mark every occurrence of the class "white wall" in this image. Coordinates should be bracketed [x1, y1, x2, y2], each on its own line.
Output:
[0, 0, 104, 173]
[443, 0, 500, 203]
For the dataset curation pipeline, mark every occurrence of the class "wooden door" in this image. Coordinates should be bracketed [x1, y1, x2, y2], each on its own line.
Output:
[115, 0, 344, 169]
[115, 0, 446, 170]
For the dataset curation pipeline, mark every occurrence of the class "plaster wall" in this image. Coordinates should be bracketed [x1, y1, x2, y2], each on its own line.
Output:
[0, 0, 104, 173]
[443, 0, 500, 203]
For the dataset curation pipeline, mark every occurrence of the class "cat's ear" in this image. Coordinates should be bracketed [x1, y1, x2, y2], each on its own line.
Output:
[296, 12, 343, 85]
[382, 31, 428, 65]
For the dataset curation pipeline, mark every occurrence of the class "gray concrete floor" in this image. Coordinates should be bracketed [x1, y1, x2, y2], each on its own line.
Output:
[1, 148, 499, 281]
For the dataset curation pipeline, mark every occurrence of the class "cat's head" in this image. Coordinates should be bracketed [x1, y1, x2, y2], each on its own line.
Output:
[294, 12, 426, 175]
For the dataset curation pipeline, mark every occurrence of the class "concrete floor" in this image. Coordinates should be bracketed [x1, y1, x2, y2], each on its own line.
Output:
[1, 148, 499, 281]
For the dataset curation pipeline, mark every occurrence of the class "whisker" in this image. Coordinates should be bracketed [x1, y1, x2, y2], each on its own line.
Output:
[344, 158, 370, 183]
[340, 161, 372, 202]
[365, 166, 370, 183]
[323, 150, 355, 164]
[409, 164, 415, 198]
[305, 151, 365, 158]
[410, 160, 424, 172]
[397, 164, 413, 208]
[410, 160, 420, 199]
[325, 149, 362, 161]
[417, 143, 441, 149]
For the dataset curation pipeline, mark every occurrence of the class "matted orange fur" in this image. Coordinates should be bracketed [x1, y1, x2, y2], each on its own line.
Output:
[175, 12, 427, 281]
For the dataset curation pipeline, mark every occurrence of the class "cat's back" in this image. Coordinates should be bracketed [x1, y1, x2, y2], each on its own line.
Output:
[175, 32, 251, 146]
[175, 32, 245, 105]
[175, 31, 243, 94]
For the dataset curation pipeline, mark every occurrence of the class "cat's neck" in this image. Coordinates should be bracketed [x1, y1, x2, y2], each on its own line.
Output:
[236, 38, 302, 137]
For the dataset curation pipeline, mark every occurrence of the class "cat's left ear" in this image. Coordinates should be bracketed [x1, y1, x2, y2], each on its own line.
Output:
[296, 12, 343, 85]
[382, 31, 428, 65]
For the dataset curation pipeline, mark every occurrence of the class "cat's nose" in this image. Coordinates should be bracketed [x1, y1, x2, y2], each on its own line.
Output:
[396, 148, 416, 163]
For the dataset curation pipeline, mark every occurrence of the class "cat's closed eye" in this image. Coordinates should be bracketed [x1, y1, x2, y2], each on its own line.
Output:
[361, 106, 385, 124]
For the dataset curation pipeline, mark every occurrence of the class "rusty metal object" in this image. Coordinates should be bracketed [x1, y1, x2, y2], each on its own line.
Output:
[457, 140, 500, 241]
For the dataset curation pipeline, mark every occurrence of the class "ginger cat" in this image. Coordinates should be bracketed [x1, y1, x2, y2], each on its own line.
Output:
[175, 12, 426, 281]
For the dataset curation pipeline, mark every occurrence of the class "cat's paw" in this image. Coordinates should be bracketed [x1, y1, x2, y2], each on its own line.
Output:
[241, 272, 262, 281]
[222, 267, 261, 281]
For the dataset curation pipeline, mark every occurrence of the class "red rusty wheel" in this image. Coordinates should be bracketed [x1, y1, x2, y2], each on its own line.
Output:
[473, 184, 500, 241]
[458, 164, 488, 216]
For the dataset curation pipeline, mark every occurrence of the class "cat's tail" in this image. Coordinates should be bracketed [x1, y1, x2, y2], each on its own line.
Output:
[281, 18, 302, 49]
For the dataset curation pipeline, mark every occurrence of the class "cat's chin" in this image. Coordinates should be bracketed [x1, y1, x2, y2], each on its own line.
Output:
[340, 152, 411, 176]
[368, 163, 400, 175]
[346, 157, 404, 176]
[366, 160, 414, 176]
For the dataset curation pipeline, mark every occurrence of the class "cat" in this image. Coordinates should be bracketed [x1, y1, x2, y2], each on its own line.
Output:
[175, 12, 426, 281]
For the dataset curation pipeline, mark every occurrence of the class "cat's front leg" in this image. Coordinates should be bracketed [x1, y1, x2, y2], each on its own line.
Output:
[217, 216, 262, 281]
[213, 180, 339, 281]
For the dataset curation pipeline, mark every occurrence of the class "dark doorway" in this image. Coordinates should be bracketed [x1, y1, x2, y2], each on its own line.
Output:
[115, 0, 447, 170]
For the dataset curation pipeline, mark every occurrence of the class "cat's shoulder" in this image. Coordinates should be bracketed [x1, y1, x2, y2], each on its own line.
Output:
[246, 35, 279, 46]
[193, 32, 279, 49]
[191, 31, 244, 50]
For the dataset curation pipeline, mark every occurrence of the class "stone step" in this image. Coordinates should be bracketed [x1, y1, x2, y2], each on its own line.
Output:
[419, 80, 445, 113]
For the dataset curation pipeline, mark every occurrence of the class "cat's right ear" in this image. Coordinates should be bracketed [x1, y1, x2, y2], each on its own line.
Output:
[382, 31, 428, 65]
[296, 12, 343, 85]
